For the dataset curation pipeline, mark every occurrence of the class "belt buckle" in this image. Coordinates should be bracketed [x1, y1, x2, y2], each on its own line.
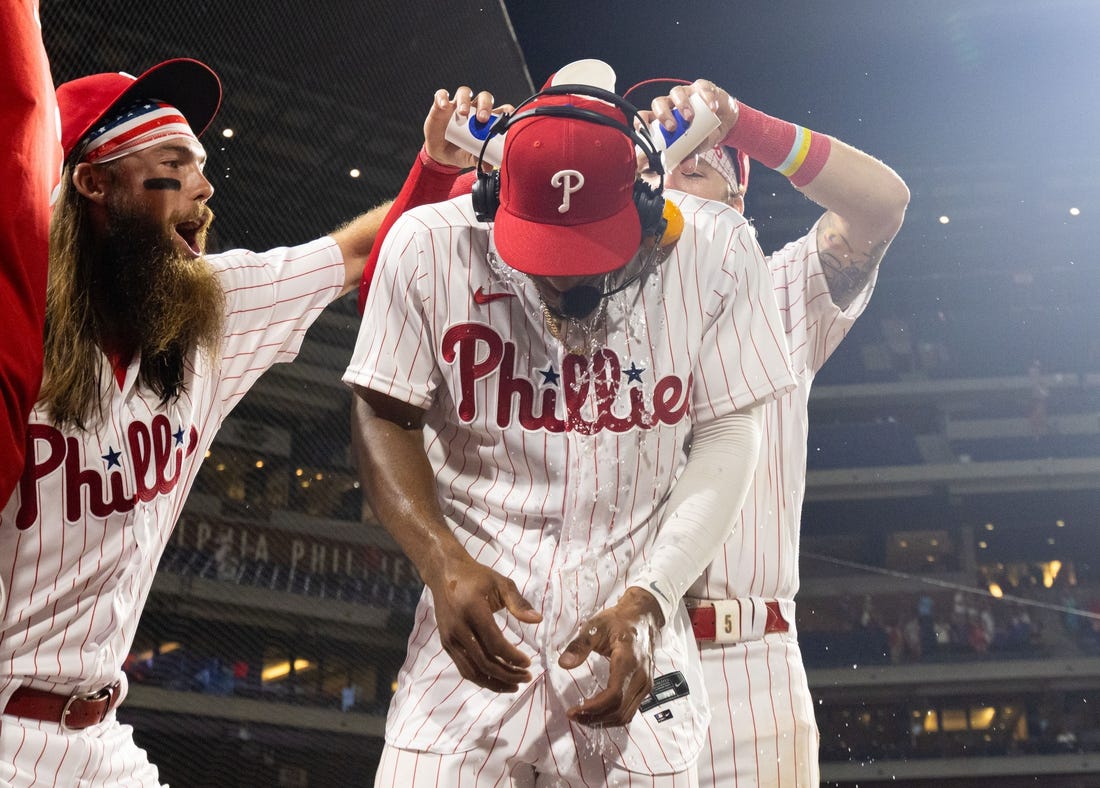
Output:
[61, 682, 117, 731]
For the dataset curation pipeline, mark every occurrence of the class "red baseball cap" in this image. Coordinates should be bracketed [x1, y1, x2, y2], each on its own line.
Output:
[494, 93, 641, 278]
[57, 58, 222, 160]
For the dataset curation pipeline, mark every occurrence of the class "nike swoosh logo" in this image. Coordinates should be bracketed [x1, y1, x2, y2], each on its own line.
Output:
[648, 582, 671, 604]
[474, 286, 515, 305]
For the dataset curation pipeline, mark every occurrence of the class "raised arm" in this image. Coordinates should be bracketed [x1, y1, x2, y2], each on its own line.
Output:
[794, 135, 909, 308]
[330, 202, 391, 295]
[354, 87, 503, 313]
[0, 0, 60, 502]
[656, 80, 910, 309]
[350, 386, 542, 692]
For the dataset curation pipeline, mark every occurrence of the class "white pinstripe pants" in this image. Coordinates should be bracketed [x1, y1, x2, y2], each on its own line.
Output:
[0, 712, 163, 788]
[696, 634, 819, 788]
[374, 674, 699, 787]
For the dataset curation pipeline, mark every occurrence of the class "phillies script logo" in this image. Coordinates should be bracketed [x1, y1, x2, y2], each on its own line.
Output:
[14, 414, 199, 529]
[442, 323, 692, 433]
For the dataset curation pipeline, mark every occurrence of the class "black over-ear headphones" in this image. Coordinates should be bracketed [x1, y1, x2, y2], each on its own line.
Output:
[471, 84, 667, 242]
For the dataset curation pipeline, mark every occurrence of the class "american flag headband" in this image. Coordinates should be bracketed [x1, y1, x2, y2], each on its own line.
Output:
[79, 99, 199, 164]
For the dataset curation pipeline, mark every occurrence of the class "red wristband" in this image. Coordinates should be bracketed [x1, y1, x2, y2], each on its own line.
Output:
[721, 101, 831, 187]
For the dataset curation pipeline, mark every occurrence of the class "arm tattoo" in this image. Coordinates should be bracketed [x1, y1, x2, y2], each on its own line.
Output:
[817, 213, 888, 310]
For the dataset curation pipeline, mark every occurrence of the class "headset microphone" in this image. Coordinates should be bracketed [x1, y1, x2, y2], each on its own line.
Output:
[557, 286, 603, 320]
[556, 245, 664, 320]
[470, 75, 683, 321]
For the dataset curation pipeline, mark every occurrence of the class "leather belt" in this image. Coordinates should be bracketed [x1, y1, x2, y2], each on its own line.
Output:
[690, 599, 789, 643]
[3, 682, 122, 731]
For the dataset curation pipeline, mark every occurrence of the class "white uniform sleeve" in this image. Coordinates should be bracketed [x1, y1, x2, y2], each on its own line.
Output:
[343, 215, 440, 407]
[690, 211, 796, 422]
[210, 235, 345, 412]
[771, 217, 878, 378]
[625, 201, 796, 624]
[627, 406, 763, 625]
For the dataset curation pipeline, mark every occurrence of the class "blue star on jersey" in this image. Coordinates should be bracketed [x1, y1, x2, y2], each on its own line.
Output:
[539, 366, 560, 386]
[624, 362, 646, 383]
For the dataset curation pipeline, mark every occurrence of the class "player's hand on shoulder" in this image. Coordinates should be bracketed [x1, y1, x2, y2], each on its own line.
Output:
[559, 586, 661, 727]
[424, 86, 512, 170]
[426, 553, 541, 693]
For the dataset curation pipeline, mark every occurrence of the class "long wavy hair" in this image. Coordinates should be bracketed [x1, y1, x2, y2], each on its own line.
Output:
[39, 163, 225, 429]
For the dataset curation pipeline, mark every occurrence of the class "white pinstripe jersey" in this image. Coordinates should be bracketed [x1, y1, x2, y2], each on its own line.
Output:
[344, 191, 795, 772]
[0, 237, 343, 704]
[692, 219, 877, 788]
[689, 217, 878, 616]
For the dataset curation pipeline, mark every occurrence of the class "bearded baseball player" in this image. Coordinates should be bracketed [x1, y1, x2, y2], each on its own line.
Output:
[645, 81, 909, 787]
[0, 0, 61, 506]
[0, 59, 389, 786]
[346, 74, 796, 786]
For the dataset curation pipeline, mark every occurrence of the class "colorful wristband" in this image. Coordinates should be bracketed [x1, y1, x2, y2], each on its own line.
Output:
[721, 101, 831, 187]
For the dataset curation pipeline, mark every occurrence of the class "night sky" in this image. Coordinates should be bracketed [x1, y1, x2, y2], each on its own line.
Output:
[502, 0, 1100, 379]
[503, 0, 1100, 173]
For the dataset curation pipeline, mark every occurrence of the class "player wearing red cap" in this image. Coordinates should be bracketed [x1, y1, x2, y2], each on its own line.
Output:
[0, 59, 390, 786]
[345, 77, 796, 785]
[644, 80, 910, 788]
[0, 0, 61, 506]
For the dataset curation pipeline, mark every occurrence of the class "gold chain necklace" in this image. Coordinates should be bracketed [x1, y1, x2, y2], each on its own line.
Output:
[541, 302, 593, 356]
[537, 243, 670, 356]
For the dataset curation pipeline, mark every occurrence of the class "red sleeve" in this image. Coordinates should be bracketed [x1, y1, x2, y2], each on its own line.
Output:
[0, 0, 61, 504]
[448, 171, 478, 200]
[357, 148, 465, 314]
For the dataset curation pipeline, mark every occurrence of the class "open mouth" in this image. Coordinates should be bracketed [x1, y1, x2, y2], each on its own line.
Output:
[174, 218, 206, 257]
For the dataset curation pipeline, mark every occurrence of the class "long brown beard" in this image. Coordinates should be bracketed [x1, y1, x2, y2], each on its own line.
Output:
[99, 195, 225, 366]
[40, 172, 226, 428]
